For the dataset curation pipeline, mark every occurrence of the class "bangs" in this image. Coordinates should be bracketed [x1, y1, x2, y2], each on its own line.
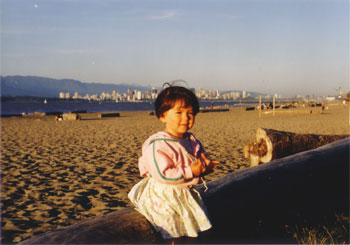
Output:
[167, 96, 193, 109]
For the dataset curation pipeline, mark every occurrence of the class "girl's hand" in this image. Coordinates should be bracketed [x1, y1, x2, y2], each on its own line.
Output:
[191, 157, 207, 177]
[191, 153, 219, 177]
[200, 152, 219, 173]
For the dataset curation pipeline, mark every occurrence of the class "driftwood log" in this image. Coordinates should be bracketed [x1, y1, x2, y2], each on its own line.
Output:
[200, 108, 229, 113]
[62, 113, 80, 120]
[98, 112, 120, 118]
[21, 138, 349, 244]
[244, 128, 349, 167]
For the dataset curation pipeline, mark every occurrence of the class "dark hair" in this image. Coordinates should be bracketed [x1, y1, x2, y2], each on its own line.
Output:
[155, 86, 199, 118]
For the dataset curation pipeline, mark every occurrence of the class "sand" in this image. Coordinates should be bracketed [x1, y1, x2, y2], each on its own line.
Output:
[1, 103, 349, 243]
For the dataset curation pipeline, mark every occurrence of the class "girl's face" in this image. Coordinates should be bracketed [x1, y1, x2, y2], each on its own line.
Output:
[160, 100, 195, 138]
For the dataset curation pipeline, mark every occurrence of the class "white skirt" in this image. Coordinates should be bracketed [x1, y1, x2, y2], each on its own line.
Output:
[128, 177, 212, 239]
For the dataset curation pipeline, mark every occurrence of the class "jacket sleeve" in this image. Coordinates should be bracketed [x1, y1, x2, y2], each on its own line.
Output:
[189, 133, 207, 158]
[141, 140, 194, 185]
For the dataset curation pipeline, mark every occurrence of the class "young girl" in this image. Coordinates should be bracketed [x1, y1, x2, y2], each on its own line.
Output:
[128, 85, 218, 242]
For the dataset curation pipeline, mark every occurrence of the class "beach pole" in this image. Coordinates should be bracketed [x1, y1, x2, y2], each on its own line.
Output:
[273, 95, 275, 116]
[259, 95, 262, 118]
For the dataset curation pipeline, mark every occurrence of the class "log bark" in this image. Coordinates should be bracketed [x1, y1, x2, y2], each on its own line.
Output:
[21, 138, 349, 244]
[244, 128, 349, 167]
[21, 208, 161, 244]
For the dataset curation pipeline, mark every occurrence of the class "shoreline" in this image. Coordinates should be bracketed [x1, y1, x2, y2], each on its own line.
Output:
[2, 98, 340, 117]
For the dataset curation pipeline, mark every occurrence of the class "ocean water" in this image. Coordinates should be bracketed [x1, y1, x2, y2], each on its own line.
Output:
[0, 100, 247, 116]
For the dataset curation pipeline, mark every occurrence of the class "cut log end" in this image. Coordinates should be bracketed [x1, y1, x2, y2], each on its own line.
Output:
[244, 128, 349, 167]
[244, 128, 273, 166]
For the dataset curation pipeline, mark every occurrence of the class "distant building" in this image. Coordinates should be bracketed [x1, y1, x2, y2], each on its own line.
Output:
[151, 87, 158, 100]
[136, 91, 142, 100]
[59, 92, 71, 99]
[73, 92, 79, 99]
[235, 91, 240, 99]
[326, 96, 336, 101]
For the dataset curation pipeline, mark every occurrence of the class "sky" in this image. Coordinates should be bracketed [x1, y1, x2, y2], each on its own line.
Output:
[1, 0, 349, 97]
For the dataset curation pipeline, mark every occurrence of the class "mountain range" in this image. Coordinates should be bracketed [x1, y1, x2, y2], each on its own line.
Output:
[0, 76, 151, 98]
[1, 75, 262, 98]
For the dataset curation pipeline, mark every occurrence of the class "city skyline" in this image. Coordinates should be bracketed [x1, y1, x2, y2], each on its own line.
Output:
[59, 87, 256, 102]
[1, 0, 349, 97]
[58, 85, 344, 103]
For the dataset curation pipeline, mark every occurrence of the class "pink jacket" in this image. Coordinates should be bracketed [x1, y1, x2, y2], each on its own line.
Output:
[138, 131, 207, 187]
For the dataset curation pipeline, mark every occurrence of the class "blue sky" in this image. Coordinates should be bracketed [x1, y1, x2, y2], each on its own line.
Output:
[1, 0, 349, 96]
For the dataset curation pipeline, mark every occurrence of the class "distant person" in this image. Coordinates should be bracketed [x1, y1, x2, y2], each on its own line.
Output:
[128, 85, 218, 244]
[55, 114, 63, 121]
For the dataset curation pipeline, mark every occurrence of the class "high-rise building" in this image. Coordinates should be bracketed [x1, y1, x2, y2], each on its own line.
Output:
[73, 92, 79, 99]
[137, 91, 142, 100]
[151, 87, 158, 100]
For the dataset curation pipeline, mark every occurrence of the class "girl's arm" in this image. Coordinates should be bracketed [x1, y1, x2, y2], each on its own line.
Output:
[140, 140, 194, 185]
[155, 147, 193, 181]
[189, 133, 219, 176]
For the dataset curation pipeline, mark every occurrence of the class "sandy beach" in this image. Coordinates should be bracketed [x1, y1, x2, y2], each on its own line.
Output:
[1, 103, 349, 243]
